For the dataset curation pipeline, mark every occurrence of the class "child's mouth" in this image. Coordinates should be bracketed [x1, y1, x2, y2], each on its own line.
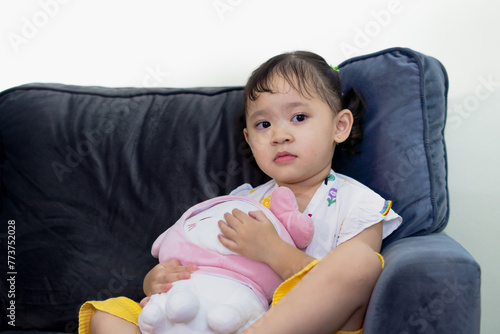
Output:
[274, 152, 297, 164]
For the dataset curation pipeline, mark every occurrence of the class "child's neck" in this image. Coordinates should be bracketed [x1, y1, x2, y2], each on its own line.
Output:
[280, 181, 323, 213]
[275, 168, 332, 212]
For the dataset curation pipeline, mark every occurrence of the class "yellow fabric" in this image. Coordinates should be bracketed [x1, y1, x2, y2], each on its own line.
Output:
[337, 329, 364, 334]
[375, 252, 385, 268]
[78, 297, 363, 334]
[78, 296, 141, 334]
[271, 258, 322, 307]
[79, 254, 384, 334]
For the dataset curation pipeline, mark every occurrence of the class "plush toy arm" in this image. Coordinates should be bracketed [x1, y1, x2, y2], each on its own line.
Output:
[269, 187, 314, 249]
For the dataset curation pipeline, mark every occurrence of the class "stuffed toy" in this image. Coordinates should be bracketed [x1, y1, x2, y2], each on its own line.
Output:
[138, 186, 314, 334]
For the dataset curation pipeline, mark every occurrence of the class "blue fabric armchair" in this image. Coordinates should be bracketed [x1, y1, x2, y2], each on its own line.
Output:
[335, 48, 481, 333]
[0, 47, 480, 333]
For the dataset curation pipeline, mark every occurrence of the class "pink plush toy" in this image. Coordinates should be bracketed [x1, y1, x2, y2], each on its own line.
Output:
[138, 187, 314, 334]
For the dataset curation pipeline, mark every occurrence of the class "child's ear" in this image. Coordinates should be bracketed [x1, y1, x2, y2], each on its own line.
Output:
[334, 109, 354, 144]
[243, 128, 251, 147]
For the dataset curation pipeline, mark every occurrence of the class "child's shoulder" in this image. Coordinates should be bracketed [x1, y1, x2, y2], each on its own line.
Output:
[332, 172, 375, 195]
[332, 172, 388, 210]
[229, 180, 277, 204]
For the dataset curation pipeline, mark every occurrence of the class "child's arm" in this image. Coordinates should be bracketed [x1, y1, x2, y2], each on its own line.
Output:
[241, 222, 383, 333]
[218, 209, 315, 280]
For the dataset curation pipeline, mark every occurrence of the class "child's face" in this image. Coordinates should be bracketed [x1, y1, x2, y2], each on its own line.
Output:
[244, 77, 340, 188]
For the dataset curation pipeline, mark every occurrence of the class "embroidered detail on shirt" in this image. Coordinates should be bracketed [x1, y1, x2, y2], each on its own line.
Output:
[327, 187, 337, 207]
[324, 174, 336, 185]
[261, 195, 272, 208]
[187, 223, 197, 231]
[250, 188, 258, 193]
[380, 200, 392, 216]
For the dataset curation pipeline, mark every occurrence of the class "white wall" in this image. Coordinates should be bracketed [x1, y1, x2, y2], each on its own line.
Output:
[1, 0, 499, 332]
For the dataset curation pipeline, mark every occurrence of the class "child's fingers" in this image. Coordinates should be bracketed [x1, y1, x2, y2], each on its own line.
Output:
[156, 265, 197, 284]
[230, 208, 254, 223]
[153, 282, 173, 295]
[157, 260, 198, 273]
[144, 261, 198, 296]
[230, 209, 268, 226]
[218, 233, 239, 252]
[248, 210, 267, 222]
[218, 218, 238, 237]
[158, 259, 182, 268]
[218, 217, 243, 252]
[140, 296, 151, 308]
[217, 221, 240, 251]
[223, 209, 245, 229]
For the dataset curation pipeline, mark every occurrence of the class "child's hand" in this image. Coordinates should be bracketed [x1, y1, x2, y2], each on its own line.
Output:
[139, 296, 151, 308]
[143, 259, 198, 297]
[218, 209, 282, 264]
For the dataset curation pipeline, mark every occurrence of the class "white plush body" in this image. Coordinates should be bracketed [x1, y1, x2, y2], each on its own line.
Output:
[139, 188, 314, 334]
[139, 274, 266, 333]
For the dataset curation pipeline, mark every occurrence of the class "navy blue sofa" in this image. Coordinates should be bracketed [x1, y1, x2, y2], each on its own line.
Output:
[0, 47, 480, 333]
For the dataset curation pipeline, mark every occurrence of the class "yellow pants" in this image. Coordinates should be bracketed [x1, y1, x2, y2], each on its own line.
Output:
[78, 296, 142, 334]
[79, 254, 384, 334]
[78, 293, 361, 334]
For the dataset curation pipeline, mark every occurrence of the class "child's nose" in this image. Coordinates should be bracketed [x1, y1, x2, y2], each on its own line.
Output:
[271, 124, 292, 144]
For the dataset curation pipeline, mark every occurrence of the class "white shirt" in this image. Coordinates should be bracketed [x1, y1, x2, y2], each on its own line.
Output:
[230, 169, 402, 258]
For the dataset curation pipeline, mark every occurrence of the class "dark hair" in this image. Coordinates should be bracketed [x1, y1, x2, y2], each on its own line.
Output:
[243, 51, 365, 155]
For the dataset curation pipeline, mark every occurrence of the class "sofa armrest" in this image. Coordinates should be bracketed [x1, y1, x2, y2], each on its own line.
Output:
[363, 233, 481, 334]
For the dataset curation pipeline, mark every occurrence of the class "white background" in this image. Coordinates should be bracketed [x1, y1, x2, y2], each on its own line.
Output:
[1, 0, 499, 332]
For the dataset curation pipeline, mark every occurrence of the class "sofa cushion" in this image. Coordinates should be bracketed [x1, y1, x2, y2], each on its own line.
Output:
[334, 47, 449, 246]
[0, 84, 268, 331]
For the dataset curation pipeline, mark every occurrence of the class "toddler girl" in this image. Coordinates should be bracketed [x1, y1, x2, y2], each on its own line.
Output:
[80, 51, 401, 334]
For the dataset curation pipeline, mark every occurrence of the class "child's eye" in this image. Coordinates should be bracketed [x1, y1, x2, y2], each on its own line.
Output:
[292, 114, 307, 122]
[256, 121, 271, 129]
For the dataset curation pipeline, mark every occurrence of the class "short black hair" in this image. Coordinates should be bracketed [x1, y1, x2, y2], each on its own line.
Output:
[243, 50, 366, 154]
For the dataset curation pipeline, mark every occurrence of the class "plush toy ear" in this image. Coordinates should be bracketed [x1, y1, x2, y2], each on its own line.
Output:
[151, 230, 169, 258]
[270, 187, 314, 249]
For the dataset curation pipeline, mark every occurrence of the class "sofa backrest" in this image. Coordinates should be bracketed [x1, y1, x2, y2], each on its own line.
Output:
[335, 47, 449, 245]
[0, 84, 267, 331]
[0, 47, 449, 331]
